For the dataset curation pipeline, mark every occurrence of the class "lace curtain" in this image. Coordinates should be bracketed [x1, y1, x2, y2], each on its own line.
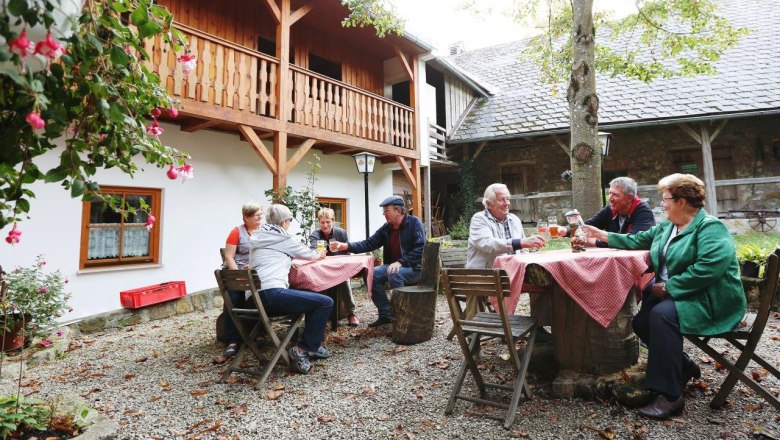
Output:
[88, 225, 150, 259]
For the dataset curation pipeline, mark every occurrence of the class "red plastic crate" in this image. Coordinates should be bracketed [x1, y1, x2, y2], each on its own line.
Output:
[120, 281, 187, 309]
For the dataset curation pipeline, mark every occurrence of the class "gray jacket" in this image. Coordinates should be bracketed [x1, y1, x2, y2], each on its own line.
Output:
[466, 210, 527, 269]
[249, 227, 319, 290]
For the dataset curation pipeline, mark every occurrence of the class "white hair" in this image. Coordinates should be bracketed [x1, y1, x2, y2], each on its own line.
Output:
[482, 183, 510, 208]
[266, 204, 293, 226]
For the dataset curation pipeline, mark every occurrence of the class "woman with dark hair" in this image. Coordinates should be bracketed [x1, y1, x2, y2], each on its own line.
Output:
[584, 173, 745, 420]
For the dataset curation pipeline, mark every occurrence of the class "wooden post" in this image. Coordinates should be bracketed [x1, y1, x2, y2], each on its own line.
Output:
[273, 131, 287, 192]
[699, 123, 718, 216]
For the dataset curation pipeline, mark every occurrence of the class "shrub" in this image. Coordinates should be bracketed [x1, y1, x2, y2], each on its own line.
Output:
[449, 216, 469, 240]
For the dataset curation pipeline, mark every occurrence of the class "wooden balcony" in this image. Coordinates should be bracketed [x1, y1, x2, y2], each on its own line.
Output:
[144, 23, 416, 158]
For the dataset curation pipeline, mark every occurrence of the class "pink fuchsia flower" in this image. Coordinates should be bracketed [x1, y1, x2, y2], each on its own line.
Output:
[56, 330, 63, 337]
[151, 107, 162, 118]
[178, 163, 194, 181]
[146, 119, 164, 139]
[37, 286, 49, 294]
[9, 31, 33, 71]
[177, 53, 196, 77]
[37, 339, 53, 348]
[26, 112, 45, 130]
[5, 223, 22, 245]
[166, 164, 179, 180]
[68, 307, 74, 313]
[167, 107, 179, 118]
[38, 260, 46, 267]
[145, 214, 156, 231]
[35, 33, 65, 59]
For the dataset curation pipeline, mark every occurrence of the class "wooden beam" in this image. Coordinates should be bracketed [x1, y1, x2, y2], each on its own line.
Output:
[472, 141, 487, 160]
[552, 135, 571, 156]
[396, 157, 415, 188]
[286, 139, 317, 172]
[239, 125, 277, 173]
[411, 159, 422, 220]
[710, 119, 729, 143]
[181, 118, 220, 133]
[179, 98, 282, 132]
[323, 146, 357, 155]
[393, 46, 413, 82]
[678, 123, 701, 144]
[274, 131, 288, 192]
[283, 122, 418, 158]
[261, 0, 281, 22]
[699, 123, 718, 217]
[289, 3, 313, 25]
[275, 0, 291, 121]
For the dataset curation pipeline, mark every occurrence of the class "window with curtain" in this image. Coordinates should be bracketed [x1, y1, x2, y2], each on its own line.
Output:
[80, 186, 162, 269]
[317, 197, 347, 230]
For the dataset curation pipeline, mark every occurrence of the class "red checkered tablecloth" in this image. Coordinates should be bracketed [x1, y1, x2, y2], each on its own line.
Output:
[493, 248, 652, 328]
[290, 254, 374, 293]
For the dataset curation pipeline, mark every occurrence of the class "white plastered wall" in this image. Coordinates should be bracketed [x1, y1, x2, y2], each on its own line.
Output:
[0, 122, 392, 322]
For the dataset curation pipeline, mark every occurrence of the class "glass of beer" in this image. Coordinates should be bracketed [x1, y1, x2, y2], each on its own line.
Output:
[536, 219, 548, 238]
[548, 215, 559, 239]
[316, 240, 326, 253]
[328, 239, 338, 252]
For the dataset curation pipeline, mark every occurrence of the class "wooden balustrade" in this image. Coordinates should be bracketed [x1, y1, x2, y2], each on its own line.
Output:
[288, 67, 414, 150]
[428, 122, 448, 161]
[143, 23, 415, 151]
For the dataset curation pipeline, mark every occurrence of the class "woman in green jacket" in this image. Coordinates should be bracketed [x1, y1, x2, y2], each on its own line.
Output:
[584, 174, 745, 420]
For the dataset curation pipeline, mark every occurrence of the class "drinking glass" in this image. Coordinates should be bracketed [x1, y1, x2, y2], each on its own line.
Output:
[536, 219, 548, 238]
[548, 215, 559, 239]
[316, 240, 326, 253]
[328, 239, 338, 252]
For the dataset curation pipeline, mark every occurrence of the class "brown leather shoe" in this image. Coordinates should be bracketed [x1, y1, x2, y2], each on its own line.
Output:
[638, 395, 685, 420]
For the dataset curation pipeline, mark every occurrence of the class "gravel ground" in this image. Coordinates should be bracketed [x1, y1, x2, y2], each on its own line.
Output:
[2, 286, 779, 440]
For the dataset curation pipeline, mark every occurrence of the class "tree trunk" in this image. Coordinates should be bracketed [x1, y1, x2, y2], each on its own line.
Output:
[568, 0, 602, 218]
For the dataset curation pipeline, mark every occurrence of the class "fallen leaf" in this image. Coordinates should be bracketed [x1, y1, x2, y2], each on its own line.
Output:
[90, 373, 107, 378]
[600, 427, 615, 439]
[699, 355, 713, 364]
[269, 383, 285, 391]
[744, 404, 763, 411]
[226, 376, 242, 384]
[232, 403, 247, 415]
[135, 356, 148, 363]
[190, 389, 209, 396]
[124, 373, 136, 380]
[317, 414, 336, 423]
[715, 361, 725, 370]
[499, 353, 510, 361]
[149, 396, 162, 402]
[376, 414, 388, 421]
[266, 390, 283, 400]
[694, 381, 709, 390]
[160, 381, 172, 392]
[394, 346, 408, 354]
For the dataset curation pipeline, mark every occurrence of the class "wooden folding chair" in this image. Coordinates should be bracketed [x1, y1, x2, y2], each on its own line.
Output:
[684, 250, 780, 410]
[442, 268, 538, 429]
[214, 269, 304, 389]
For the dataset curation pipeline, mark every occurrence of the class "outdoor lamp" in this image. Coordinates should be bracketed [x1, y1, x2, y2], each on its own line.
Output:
[353, 152, 378, 239]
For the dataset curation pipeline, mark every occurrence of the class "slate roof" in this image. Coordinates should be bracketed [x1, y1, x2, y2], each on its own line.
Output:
[446, 0, 780, 143]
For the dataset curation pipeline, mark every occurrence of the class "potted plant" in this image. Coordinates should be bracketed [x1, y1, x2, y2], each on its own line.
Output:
[736, 244, 769, 278]
[1, 255, 71, 351]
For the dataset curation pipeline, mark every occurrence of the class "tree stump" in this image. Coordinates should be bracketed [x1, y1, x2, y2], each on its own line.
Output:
[390, 286, 436, 345]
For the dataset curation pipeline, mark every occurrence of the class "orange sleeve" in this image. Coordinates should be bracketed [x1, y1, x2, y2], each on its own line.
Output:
[225, 227, 240, 246]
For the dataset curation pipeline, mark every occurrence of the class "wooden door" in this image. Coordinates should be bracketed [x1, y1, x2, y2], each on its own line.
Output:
[500, 164, 537, 223]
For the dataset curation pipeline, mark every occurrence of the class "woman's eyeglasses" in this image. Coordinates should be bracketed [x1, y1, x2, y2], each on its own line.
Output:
[659, 197, 677, 206]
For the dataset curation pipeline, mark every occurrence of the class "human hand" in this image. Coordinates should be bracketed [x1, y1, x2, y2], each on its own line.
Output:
[586, 237, 598, 247]
[328, 240, 339, 252]
[523, 235, 546, 250]
[317, 249, 327, 259]
[387, 261, 402, 274]
[651, 282, 668, 298]
[581, 225, 607, 242]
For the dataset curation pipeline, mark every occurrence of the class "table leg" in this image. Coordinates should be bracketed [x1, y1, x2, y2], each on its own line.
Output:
[330, 286, 340, 331]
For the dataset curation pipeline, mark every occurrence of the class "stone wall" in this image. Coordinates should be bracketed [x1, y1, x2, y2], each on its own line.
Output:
[453, 114, 780, 223]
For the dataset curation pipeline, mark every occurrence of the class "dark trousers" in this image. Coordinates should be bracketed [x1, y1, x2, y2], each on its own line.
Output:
[632, 279, 695, 398]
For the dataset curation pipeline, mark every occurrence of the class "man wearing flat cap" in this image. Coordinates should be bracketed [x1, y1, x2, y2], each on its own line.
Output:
[331, 195, 426, 327]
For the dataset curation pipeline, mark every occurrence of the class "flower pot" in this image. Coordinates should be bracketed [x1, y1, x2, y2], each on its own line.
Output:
[741, 261, 760, 278]
[1, 317, 26, 352]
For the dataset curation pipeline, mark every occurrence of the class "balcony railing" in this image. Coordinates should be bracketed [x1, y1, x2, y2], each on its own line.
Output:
[144, 23, 414, 150]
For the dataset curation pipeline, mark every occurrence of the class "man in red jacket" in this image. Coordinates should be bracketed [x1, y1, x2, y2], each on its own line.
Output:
[579, 176, 656, 246]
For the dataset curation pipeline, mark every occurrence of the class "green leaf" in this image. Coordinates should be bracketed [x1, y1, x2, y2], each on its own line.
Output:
[7, 0, 29, 17]
[44, 167, 69, 183]
[16, 198, 30, 213]
[110, 45, 130, 66]
[109, 103, 126, 123]
[71, 179, 86, 198]
[130, 4, 150, 26]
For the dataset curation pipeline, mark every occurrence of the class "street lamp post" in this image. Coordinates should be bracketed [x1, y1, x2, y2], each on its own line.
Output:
[353, 152, 377, 239]
[598, 132, 612, 204]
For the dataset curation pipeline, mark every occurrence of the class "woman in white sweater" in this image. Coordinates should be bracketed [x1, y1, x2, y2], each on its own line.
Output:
[249, 204, 330, 374]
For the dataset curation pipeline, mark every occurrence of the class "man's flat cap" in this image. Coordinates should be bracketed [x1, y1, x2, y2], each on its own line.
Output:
[379, 195, 405, 207]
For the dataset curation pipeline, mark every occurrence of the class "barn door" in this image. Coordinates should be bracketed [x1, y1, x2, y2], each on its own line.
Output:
[500, 164, 537, 223]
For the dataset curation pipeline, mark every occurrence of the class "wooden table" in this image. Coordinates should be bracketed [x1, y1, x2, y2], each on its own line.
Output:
[493, 248, 652, 376]
[289, 254, 374, 329]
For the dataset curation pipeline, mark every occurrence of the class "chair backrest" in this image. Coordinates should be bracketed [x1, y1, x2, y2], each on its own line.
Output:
[442, 268, 512, 323]
[216, 269, 261, 293]
[419, 241, 441, 287]
[748, 252, 780, 341]
[439, 247, 468, 269]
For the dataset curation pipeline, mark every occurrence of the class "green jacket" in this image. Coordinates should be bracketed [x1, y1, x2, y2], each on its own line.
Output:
[608, 209, 745, 335]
